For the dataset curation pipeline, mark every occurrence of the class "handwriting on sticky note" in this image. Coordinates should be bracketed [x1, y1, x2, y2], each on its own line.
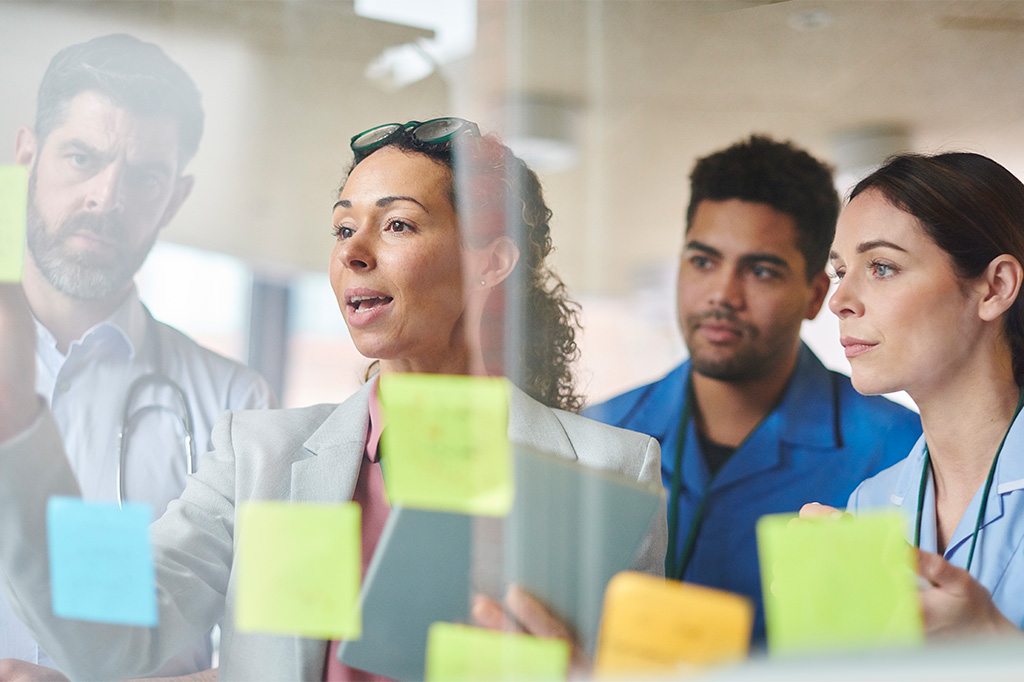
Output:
[594, 571, 752, 677]
[380, 374, 512, 516]
[425, 622, 569, 682]
[236, 501, 361, 639]
[47, 497, 157, 627]
[0, 165, 28, 282]
[757, 511, 923, 654]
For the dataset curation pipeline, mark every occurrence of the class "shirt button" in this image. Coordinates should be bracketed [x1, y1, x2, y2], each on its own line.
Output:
[56, 380, 71, 393]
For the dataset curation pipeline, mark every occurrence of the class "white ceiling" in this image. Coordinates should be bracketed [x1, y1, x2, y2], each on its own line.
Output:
[3, 0, 1024, 294]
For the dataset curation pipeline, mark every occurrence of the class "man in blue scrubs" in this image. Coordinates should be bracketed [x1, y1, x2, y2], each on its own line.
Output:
[586, 135, 921, 643]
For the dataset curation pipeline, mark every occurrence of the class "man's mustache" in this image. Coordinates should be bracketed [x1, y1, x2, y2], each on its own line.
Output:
[57, 213, 127, 244]
[687, 308, 755, 334]
[690, 308, 741, 325]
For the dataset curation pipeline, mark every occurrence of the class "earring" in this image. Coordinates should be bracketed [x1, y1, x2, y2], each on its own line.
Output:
[479, 279, 486, 287]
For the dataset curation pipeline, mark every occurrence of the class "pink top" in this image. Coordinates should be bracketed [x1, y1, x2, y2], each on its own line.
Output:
[324, 384, 392, 682]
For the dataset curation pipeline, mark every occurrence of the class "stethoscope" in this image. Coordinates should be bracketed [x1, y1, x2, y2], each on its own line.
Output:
[665, 370, 843, 580]
[912, 389, 1024, 574]
[115, 318, 197, 508]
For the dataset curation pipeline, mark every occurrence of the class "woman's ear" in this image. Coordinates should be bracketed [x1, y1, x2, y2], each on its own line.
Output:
[473, 237, 520, 289]
[978, 254, 1024, 322]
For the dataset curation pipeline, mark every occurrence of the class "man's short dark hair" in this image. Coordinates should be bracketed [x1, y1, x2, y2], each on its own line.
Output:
[686, 134, 839, 279]
[35, 33, 204, 166]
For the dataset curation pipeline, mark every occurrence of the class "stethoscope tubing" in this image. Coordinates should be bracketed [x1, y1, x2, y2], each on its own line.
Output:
[115, 317, 197, 508]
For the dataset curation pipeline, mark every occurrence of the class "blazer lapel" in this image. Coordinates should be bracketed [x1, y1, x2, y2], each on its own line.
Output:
[286, 380, 375, 678]
[290, 380, 375, 504]
[283, 380, 569, 678]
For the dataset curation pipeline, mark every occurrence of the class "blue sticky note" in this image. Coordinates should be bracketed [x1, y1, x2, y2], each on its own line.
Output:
[47, 497, 158, 627]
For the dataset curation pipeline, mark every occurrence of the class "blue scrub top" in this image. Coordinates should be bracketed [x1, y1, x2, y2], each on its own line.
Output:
[849, 409, 1024, 629]
[586, 344, 922, 643]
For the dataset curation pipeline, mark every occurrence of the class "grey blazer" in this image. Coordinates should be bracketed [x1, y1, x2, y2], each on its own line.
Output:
[0, 380, 665, 681]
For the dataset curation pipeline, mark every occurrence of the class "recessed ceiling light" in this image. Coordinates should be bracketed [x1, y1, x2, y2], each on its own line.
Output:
[788, 9, 833, 31]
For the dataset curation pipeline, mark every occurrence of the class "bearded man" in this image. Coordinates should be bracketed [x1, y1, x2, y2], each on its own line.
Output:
[0, 34, 273, 680]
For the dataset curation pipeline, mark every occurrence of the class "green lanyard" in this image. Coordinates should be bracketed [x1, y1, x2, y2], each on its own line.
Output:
[665, 369, 837, 580]
[665, 380, 699, 580]
[665, 375, 782, 580]
[913, 389, 1024, 574]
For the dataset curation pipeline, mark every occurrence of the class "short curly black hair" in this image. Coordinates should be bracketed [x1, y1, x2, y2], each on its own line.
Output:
[686, 135, 839, 279]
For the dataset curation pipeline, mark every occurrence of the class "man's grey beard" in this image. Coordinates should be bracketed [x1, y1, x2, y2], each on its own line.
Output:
[26, 186, 151, 301]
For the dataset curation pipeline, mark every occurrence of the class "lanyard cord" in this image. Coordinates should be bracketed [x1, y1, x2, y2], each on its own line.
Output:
[665, 382, 694, 579]
[665, 368, 838, 580]
[913, 389, 1024, 574]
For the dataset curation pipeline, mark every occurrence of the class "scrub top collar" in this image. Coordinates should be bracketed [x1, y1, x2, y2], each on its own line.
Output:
[632, 343, 842, 450]
[887, 409, 1024, 563]
[649, 344, 844, 496]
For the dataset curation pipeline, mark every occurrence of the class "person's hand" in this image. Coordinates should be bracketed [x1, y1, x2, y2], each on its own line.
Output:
[472, 584, 589, 677]
[0, 659, 68, 682]
[798, 502, 845, 518]
[0, 282, 38, 442]
[916, 549, 1021, 638]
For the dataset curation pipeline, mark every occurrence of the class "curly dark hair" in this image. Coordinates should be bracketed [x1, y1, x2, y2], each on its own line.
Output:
[343, 126, 584, 412]
[687, 134, 839, 279]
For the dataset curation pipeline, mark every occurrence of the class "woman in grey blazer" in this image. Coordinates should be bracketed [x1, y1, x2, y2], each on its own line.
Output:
[0, 118, 665, 680]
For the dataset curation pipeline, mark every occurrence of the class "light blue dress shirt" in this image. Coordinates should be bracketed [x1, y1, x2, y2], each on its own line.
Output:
[0, 293, 274, 674]
[848, 411, 1024, 629]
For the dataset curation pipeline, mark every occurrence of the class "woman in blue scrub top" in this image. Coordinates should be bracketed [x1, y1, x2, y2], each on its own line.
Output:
[811, 151, 1024, 636]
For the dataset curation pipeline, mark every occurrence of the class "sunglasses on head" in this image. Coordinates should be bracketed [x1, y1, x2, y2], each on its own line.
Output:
[349, 117, 481, 162]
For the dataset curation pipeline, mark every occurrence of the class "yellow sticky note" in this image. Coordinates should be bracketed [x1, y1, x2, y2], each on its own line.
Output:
[595, 571, 752, 677]
[0, 165, 29, 282]
[380, 374, 512, 516]
[425, 623, 570, 682]
[235, 502, 361, 639]
[757, 511, 923, 654]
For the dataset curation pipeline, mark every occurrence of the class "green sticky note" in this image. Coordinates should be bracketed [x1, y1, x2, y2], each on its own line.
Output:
[380, 374, 512, 516]
[757, 511, 923, 654]
[235, 502, 361, 639]
[0, 165, 28, 282]
[425, 623, 570, 682]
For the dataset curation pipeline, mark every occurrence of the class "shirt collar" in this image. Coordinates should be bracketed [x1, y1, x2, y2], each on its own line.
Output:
[994, 407, 1024, 494]
[32, 289, 146, 361]
[890, 406, 1024, 506]
[670, 343, 840, 449]
[103, 290, 148, 359]
[893, 408, 1024, 559]
[618, 344, 839, 450]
